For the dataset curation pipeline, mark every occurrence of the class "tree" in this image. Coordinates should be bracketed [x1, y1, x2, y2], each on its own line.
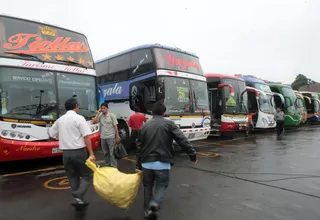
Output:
[291, 74, 317, 90]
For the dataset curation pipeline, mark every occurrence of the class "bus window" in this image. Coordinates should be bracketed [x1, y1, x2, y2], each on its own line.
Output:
[248, 92, 258, 113]
[130, 49, 154, 78]
[108, 54, 130, 82]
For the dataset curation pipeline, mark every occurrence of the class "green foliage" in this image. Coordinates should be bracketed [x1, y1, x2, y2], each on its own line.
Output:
[291, 74, 317, 90]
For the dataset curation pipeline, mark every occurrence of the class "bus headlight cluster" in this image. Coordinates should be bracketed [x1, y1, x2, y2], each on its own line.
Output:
[203, 121, 211, 127]
[90, 125, 99, 133]
[0, 129, 31, 140]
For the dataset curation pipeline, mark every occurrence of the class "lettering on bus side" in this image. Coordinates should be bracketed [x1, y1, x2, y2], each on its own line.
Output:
[103, 83, 123, 97]
[16, 146, 40, 152]
[99, 72, 156, 100]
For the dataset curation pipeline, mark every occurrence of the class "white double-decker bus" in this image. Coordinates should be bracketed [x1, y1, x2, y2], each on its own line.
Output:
[0, 15, 100, 162]
[96, 44, 211, 146]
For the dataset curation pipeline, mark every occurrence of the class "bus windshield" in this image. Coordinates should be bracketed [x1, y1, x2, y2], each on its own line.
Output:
[254, 83, 271, 93]
[259, 93, 272, 114]
[0, 67, 97, 120]
[266, 94, 276, 114]
[221, 78, 248, 114]
[162, 77, 209, 114]
[281, 87, 296, 97]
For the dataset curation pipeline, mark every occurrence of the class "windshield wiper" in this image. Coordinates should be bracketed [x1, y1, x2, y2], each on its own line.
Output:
[5, 52, 45, 63]
[56, 59, 87, 69]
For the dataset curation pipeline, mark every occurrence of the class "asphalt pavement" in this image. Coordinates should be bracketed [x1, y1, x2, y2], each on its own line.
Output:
[1, 125, 320, 220]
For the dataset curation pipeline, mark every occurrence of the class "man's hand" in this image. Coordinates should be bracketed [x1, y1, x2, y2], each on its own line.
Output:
[97, 108, 102, 113]
[89, 154, 96, 162]
[116, 136, 121, 144]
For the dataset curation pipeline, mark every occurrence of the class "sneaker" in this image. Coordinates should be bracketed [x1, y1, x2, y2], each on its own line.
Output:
[149, 201, 160, 212]
[144, 210, 158, 220]
[147, 201, 159, 220]
[71, 198, 89, 211]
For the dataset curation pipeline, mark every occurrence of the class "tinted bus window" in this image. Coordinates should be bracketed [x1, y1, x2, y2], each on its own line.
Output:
[109, 54, 130, 73]
[153, 48, 203, 75]
[130, 49, 154, 77]
[108, 54, 130, 82]
[96, 60, 109, 77]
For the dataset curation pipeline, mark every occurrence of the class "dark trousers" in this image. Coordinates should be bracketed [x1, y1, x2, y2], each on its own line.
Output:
[276, 120, 284, 136]
[131, 130, 139, 146]
[142, 168, 170, 213]
[63, 148, 93, 201]
[130, 130, 139, 154]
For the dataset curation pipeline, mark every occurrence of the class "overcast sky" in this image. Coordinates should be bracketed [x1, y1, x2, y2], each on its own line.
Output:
[2, 0, 319, 84]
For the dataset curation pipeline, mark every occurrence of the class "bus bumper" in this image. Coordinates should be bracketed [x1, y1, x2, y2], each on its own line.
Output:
[220, 122, 248, 132]
[0, 132, 100, 162]
[180, 127, 211, 141]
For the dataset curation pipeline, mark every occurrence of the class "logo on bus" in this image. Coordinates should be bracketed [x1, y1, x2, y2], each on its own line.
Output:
[166, 53, 200, 71]
[103, 83, 123, 97]
[4, 34, 89, 54]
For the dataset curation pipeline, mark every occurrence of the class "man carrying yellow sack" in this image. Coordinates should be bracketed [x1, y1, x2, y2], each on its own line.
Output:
[48, 97, 96, 210]
[136, 102, 198, 220]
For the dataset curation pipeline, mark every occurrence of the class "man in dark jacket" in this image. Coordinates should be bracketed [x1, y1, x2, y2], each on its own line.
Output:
[136, 102, 198, 220]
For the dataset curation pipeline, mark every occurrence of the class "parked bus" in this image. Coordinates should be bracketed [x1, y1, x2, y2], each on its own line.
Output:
[244, 86, 277, 130]
[96, 44, 211, 145]
[0, 15, 100, 162]
[241, 76, 285, 129]
[294, 91, 309, 124]
[269, 84, 301, 126]
[206, 73, 248, 136]
[300, 91, 320, 122]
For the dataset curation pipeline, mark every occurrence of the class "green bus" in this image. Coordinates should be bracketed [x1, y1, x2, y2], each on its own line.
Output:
[269, 84, 301, 126]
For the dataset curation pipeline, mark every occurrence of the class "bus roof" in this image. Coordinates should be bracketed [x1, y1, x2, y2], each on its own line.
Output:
[95, 44, 199, 64]
[205, 73, 244, 81]
[242, 76, 266, 84]
[0, 14, 86, 37]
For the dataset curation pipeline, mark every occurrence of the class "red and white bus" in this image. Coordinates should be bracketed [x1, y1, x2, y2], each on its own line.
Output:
[206, 73, 249, 136]
[0, 15, 99, 162]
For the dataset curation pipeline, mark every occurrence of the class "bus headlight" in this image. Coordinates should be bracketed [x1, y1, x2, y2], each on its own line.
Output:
[0, 129, 33, 140]
[89, 125, 99, 133]
[203, 121, 211, 127]
[1, 130, 8, 136]
[202, 118, 211, 128]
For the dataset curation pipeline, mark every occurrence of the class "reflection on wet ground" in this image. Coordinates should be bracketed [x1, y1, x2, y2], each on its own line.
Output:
[1, 125, 320, 220]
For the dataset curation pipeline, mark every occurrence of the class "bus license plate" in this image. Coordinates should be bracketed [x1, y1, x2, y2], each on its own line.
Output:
[52, 147, 62, 154]
[239, 124, 246, 127]
[189, 133, 195, 139]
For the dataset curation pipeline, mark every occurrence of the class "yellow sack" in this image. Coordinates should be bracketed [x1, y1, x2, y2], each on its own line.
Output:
[85, 158, 142, 209]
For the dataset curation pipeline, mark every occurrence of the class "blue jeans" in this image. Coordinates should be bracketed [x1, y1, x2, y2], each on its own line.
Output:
[142, 168, 170, 213]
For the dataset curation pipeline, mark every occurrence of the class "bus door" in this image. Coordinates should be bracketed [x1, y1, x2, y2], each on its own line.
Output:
[295, 94, 308, 122]
[272, 92, 285, 110]
[129, 78, 157, 115]
[245, 88, 259, 126]
[208, 88, 222, 121]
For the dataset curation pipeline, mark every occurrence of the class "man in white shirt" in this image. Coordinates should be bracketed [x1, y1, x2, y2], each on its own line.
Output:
[92, 102, 120, 168]
[48, 97, 96, 210]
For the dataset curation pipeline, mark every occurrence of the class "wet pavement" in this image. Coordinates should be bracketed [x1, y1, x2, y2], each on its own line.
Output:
[1, 126, 320, 220]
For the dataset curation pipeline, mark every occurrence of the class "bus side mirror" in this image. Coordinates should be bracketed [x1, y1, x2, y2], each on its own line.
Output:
[158, 79, 165, 99]
[129, 83, 140, 111]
